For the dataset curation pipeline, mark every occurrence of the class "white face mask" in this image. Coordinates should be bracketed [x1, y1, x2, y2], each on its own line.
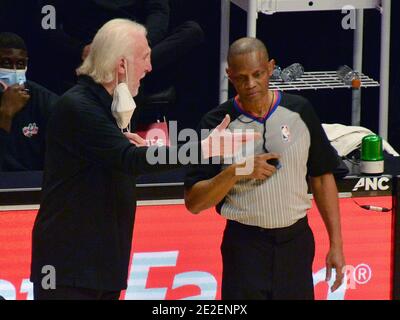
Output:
[111, 59, 136, 131]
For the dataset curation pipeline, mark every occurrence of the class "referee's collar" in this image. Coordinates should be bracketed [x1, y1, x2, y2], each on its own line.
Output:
[233, 90, 281, 123]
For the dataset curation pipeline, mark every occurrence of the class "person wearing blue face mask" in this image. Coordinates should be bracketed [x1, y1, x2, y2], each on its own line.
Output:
[0, 32, 59, 171]
[0, 46, 27, 91]
[0, 67, 27, 88]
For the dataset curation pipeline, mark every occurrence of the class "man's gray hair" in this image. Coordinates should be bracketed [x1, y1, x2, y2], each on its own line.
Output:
[76, 19, 147, 84]
[227, 37, 269, 65]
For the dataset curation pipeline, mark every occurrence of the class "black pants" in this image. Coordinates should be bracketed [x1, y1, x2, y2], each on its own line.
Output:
[33, 284, 121, 300]
[132, 20, 204, 126]
[221, 216, 315, 300]
[143, 21, 204, 93]
[152, 21, 204, 72]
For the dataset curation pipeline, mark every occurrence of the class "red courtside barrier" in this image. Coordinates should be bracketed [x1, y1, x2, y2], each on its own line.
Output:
[0, 196, 393, 300]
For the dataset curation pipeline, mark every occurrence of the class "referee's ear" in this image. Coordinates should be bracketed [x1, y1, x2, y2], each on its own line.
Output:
[268, 59, 276, 77]
[226, 67, 232, 82]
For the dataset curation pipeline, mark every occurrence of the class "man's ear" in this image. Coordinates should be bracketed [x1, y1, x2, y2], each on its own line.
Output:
[226, 67, 232, 82]
[118, 58, 126, 73]
[116, 58, 126, 83]
[268, 59, 276, 77]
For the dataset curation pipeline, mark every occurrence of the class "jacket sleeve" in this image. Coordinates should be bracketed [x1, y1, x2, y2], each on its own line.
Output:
[68, 97, 198, 176]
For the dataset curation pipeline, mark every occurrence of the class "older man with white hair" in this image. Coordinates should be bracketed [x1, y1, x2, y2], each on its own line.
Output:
[30, 19, 255, 300]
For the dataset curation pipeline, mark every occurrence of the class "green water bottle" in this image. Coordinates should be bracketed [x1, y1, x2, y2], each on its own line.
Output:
[360, 134, 384, 175]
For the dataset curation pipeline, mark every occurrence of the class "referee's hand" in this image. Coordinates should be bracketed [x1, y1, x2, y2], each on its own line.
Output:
[236, 153, 280, 179]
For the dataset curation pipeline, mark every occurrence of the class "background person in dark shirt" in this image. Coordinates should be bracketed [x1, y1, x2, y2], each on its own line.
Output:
[0, 32, 59, 171]
[37, 0, 204, 95]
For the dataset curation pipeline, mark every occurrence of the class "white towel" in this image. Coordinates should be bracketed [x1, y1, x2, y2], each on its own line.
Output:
[322, 123, 399, 157]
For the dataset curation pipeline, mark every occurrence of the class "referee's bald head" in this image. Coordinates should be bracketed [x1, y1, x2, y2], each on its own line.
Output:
[227, 37, 269, 66]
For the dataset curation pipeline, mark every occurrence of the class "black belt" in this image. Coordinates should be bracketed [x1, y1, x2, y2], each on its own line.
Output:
[226, 216, 309, 244]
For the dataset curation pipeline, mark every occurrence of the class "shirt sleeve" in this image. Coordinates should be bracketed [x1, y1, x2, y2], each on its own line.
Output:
[41, 91, 59, 121]
[28, 82, 60, 122]
[301, 99, 339, 177]
[66, 97, 205, 177]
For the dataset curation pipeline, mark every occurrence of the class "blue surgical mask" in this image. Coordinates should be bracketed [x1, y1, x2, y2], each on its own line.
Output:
[0, 68, 27, 86]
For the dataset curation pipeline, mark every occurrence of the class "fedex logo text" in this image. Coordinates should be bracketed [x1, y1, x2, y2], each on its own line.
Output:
[125, 251, 218, 300]
[0, 251, 373, 301]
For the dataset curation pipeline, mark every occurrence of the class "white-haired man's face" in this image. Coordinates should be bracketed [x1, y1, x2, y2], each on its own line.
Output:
[118, 33, 152, 97]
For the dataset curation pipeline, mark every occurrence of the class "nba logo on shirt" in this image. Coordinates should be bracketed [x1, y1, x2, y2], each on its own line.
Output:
[281, 125, 290, 142]
[22, 123, 39, 138]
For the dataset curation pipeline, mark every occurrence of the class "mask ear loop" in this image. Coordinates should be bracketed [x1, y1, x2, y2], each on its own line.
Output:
[114, 58, 127, 89]
[113, 59, 124, 133]
[113, 61, 119, 101]
[123, 59, 132, 133]
[115, 58, 133, 133]
[124, 59, 129, 85]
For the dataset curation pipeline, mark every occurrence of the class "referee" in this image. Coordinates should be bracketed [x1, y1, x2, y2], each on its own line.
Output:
[185, 37, 345, 300]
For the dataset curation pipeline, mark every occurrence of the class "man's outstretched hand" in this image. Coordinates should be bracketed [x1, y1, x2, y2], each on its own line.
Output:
[201, 114, 261, 159]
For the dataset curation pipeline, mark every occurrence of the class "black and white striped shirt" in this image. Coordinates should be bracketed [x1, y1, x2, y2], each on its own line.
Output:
[185, 91, 338, 228]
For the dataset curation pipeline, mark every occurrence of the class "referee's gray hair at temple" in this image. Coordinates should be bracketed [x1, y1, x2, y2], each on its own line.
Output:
[76, 18, 147, 84]
[227, 37, 269, 65]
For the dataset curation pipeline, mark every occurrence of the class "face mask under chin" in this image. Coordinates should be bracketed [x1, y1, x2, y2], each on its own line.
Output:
[110, 60, 137, 131]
